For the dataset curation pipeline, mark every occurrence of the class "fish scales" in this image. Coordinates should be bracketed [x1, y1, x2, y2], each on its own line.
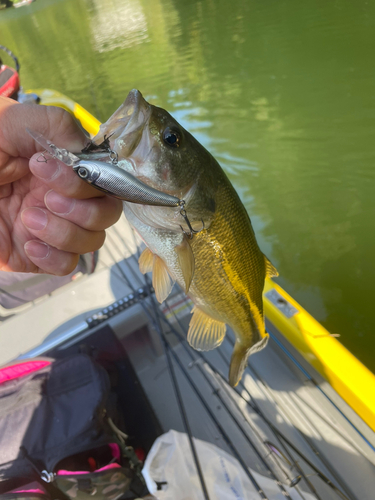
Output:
[189, 176, 265, 339]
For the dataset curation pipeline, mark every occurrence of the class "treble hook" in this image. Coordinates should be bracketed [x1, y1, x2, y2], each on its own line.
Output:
[179, 202, 205, 239]
[36, 152, 48, 163]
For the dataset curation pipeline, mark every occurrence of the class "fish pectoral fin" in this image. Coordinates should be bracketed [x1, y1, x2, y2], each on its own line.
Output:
[264, 255, 279, 278]
[229, 335, 269, 387]
[187, 307, 226, 351]
[138, 247, 154, 274]
[175, 236, 195, 293]
[153, 255, 175, 303]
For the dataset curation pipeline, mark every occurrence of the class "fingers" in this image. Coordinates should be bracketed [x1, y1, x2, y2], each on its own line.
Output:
[20, 191, 122, 275]
[0, 154, 30, 186]
[44, 190, 122, 230]
[25, 154, 123, 277]
[21, 207, 106, 255]
[24, 241, 80, 276]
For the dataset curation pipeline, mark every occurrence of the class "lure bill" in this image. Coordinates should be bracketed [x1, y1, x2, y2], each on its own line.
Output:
[26, 129, 80, 167]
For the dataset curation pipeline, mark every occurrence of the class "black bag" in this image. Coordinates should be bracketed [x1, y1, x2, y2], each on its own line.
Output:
[0, 354, 142, 499]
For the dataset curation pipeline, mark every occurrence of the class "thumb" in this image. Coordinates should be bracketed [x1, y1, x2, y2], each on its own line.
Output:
[0, 96, 87, 159]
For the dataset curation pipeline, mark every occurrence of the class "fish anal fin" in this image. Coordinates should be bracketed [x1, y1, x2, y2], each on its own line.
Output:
[229, 335, 269, 387]
[175, 236, 195, 293]
[138, 247, 154, 274]
[264, 255, 279, 278]
[187, 307, 226, 351]
[153, 255, 174, 303]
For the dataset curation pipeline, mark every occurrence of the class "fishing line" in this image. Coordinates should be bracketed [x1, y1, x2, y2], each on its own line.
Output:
[105, 233, 144, 287]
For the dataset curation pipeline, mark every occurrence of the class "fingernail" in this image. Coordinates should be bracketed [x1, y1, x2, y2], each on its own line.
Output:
[22, 208, 48, 231]
[30, 156, 60, 180]
[24, 241, 51, 259]
[45, 190, 76, 215]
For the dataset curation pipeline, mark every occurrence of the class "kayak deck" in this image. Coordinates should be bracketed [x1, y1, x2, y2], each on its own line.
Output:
[0, 214, 374, 500]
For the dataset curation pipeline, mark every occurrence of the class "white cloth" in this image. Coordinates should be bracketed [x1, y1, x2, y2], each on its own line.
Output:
[142, 430, 315, 500]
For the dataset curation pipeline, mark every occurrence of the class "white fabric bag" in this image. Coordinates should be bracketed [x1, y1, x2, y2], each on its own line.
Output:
[142, 430, 315, 500]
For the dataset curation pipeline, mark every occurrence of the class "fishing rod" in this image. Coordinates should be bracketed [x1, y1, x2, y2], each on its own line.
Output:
[214, 359, 352, 500]
[210, 343, 323, 499]
[0, 45, 20, 73]
[157, 301, 310, 498]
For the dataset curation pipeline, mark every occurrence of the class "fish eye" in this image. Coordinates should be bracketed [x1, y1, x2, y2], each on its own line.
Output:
[163, 127, 180, 148]
[78, 167, 89, 179]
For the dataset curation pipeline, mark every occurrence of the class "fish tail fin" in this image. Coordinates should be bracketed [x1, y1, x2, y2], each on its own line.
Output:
[229, 335, 269, 387]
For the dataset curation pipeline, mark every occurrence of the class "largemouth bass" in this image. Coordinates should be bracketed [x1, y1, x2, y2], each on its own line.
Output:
[93, 90, 278, 386]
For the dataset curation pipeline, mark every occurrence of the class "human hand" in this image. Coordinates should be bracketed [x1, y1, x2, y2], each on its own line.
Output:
[0, 96, 123, 275]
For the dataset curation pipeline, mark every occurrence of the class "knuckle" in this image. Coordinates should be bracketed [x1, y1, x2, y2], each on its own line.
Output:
[46, 107, 74, 138]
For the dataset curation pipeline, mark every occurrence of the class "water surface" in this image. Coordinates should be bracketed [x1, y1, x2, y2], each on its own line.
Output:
[1, 0, 374, 371]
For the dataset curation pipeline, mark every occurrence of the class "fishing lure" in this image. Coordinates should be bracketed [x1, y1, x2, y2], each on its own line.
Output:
[26, 129, 183, 208]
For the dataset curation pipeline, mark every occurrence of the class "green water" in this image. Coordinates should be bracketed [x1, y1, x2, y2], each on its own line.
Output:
[1, 0, 374, 371]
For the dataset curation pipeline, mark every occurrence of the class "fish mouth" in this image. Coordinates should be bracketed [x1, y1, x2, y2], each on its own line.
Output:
[93, 89, 151, 158]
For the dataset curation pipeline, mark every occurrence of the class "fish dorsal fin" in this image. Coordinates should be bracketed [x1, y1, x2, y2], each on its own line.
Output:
[175, 236, 195, 293]
[264, 255, 279, 277]
[187, 307, 226, 351]
[153, 255, 175, 303]
[138, 247, 154, 274]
